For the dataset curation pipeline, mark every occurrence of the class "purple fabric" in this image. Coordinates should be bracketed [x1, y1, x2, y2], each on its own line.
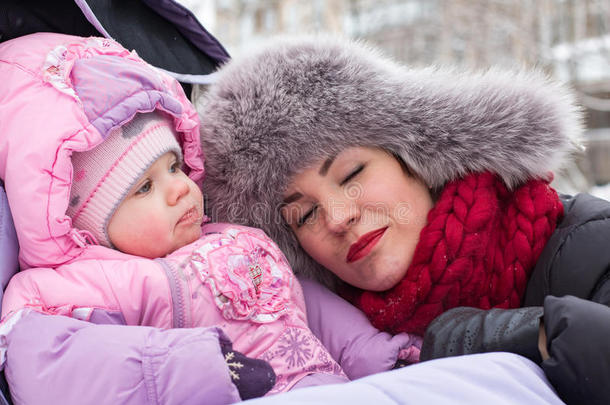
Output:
[142, 0, 230, 63]
[0, 185, 18, 304]
[71, 55, 183, 138]
[299, 278, 420, 379]
[244, 353, 564, 405]
[90, 90, 183, 139]
[4, 311, 240, 405]
[290, 373, 349, 390]
[89, 309, 127, 325]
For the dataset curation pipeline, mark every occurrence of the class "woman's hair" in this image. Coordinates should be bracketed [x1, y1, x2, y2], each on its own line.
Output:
[389, 149, 441, 202]
[390, 150, 413, 176]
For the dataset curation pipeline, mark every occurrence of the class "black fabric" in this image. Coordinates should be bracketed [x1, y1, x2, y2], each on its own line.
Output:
[524, 193, 610, 306]
[85, 0, 217, 76]
[542, 295, 610, 405]
[219, 341, 276, 400]
[0, 0, 99, 42]
[0, 372, 11, 405]
[1, 0, 220, 86]
[421, 193, 610, 405]
[0, 0, 222, 95]
[591, 271, 610, 305]
[420, 307, 543, 363]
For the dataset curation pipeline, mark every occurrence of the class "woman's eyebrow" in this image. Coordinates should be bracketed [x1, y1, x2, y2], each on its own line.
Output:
[282, 155, 337, 205]
[319, 155, 336, 176]
[282, 192, 303, 205]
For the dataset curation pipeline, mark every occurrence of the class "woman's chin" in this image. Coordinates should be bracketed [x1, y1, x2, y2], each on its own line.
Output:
[357, 273, 401, 292]
[368, 266, 408, 291]
[335, 256, 408, 291]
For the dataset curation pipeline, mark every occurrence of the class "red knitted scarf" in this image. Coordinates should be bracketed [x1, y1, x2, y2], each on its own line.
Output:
[340, 172, 563, 336]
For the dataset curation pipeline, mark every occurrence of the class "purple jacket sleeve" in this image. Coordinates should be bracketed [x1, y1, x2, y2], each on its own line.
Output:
[3, 310, 241, 405]
[299, 278, 422, 379]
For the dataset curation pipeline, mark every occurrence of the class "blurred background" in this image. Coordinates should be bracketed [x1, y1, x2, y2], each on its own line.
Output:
[180, 0, 610, 198]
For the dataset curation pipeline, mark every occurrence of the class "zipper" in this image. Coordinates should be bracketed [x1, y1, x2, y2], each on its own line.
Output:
[156, 258, 189, 328]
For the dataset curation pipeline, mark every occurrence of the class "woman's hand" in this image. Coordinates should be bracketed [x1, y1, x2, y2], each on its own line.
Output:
[538, 319, 550, 361]
[420, 306, 544, 363]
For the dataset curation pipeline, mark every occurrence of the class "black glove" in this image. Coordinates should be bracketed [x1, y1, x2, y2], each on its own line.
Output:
[220, 342, 276, 400]
[420, 306, 543, 363]
[541, 295, 610, 405]
[392, 359, 410, 369]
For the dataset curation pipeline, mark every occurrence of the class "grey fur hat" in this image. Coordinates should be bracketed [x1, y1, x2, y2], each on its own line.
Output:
[199, 36, 583, 286]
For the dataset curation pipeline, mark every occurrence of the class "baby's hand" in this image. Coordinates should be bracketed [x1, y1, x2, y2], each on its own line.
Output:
[220, 341, 276, 400]
[395, 337, 423, 367]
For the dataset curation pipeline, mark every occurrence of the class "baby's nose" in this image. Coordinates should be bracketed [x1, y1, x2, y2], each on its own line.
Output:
[168, 178, 190, 204]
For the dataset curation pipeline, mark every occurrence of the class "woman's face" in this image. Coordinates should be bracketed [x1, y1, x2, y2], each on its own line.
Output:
[282, 146, 433, 291]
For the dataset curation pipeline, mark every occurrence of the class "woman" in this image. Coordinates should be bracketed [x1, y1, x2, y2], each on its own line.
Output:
[198, 36, 610, 405]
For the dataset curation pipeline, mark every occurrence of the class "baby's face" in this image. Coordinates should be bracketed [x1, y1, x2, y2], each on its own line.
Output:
[107, 152, 204, 258]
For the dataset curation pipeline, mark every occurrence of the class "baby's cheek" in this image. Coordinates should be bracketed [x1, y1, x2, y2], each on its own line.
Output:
[182, 226, 202, 247]
[143, 220, 172, 241]
[134, 216, 171, 243]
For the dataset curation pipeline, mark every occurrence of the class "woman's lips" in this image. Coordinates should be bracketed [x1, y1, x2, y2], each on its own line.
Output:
[346, 227, 388, 263]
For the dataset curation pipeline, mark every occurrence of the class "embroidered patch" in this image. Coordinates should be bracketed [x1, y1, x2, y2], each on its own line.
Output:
[42, 45, 79, 101]
[249, 264, 263, 292]
[189, 228, 293, 323]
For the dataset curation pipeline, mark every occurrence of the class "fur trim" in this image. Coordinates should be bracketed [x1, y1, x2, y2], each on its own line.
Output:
[199, 36, 583, 286]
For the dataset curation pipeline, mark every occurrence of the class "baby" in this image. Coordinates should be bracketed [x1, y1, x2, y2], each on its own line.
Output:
[0, 34, 418, 403]
[65, 111, 349, 396]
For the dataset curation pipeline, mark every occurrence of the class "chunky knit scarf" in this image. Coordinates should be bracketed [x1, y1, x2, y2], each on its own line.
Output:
[340, 172, 563, 336]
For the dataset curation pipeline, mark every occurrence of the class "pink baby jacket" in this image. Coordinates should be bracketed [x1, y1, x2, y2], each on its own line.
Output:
[0, 32, 343, 394]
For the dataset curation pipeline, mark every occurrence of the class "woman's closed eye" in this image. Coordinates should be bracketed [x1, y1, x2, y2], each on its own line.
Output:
[340, 164, 364, 186]
[297, 204, 318, 227]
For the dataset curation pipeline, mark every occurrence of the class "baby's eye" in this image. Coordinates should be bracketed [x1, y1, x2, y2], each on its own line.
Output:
[169, 161, 182, 173]
[135, 180, 152, 195]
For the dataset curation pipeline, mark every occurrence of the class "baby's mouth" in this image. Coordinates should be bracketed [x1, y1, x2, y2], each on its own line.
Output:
[178, 207, 198, 225]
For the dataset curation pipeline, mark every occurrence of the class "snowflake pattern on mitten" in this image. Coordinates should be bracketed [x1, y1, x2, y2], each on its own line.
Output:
[220, 341, 276, 400]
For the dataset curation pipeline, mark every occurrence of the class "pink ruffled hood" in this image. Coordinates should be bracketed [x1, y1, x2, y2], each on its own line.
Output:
[0, 33, 205, 269]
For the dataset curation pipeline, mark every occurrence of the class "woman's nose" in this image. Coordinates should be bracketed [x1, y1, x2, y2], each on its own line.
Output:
[167, 178, 190, 205]
[324, 199, 360, 234]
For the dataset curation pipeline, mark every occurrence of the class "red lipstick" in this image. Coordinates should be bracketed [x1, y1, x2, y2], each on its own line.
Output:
[346, 227, 388, 263]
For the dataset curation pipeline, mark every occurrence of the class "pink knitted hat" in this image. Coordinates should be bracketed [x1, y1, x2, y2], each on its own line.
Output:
[67, 112, 182, 247]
